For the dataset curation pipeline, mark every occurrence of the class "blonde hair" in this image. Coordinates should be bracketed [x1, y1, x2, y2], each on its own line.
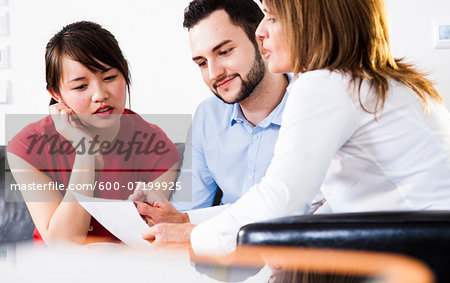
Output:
[265, 0, 442, 113]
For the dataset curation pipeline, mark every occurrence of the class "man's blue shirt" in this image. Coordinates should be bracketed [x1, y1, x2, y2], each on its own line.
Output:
[172, 87, 289, 211]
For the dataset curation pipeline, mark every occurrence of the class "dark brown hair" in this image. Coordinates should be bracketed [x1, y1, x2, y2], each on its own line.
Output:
[265, 0, 442, 114]
[45, 21, 130, 102]
[183, 0, 264, 48]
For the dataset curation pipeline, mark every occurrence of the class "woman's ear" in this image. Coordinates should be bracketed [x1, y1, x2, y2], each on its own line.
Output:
[47, 89, 61, 103]
[47, 90, 61, 106]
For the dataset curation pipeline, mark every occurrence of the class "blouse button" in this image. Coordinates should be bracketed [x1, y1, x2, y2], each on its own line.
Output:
[88, 225, 94, 232]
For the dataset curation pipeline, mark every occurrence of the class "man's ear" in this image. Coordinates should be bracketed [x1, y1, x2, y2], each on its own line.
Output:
[47, 89, 60, 102]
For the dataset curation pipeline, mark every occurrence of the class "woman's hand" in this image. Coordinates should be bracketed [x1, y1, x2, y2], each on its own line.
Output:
[49, 101, 92, 146]
[142, 223, 195, 247]
[128, 182, 169, 204]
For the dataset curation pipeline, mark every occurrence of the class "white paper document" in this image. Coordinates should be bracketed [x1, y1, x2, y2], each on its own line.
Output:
[72, 192, 151, 247]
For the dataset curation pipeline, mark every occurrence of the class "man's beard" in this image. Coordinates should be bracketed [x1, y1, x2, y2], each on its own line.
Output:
[212, 49, 266, 104]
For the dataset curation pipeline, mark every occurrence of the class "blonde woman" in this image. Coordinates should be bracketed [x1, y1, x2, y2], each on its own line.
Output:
[143, 0, 450, 254]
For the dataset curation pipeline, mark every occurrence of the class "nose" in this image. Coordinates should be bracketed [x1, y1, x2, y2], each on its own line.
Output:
[92, 82, 109, 102]
[255, 20, 268, 41]
[208, 60, 225, 82]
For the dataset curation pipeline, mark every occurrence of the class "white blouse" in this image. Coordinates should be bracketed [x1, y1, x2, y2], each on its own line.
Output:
[190, 70, 450, 254]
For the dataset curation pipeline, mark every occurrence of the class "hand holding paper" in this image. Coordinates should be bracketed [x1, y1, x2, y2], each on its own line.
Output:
[72, 191, 151, 247]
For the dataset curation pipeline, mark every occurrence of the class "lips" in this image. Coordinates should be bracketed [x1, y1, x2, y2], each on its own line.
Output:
[94, 105, 114, 115]
[261, 46, 272, 59]
[215, 75, 237, 88]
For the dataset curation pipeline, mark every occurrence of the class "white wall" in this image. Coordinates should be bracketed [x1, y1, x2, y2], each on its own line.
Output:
[0, 0, 207, 144]
[386, 0, 450, 110]
[1, 0, 449, 144]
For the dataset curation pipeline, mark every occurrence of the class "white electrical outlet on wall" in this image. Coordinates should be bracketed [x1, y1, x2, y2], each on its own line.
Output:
[434, 19, 450, 49]
[0, 80, 10, 103]
[0, 45, 10, 69]
[0, 11, 9, 36]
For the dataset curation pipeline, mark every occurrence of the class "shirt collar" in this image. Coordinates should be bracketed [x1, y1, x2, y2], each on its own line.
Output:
[230, 103, 245, 126]
[287, 73, 298, 93]
[230, 73, 293, 128]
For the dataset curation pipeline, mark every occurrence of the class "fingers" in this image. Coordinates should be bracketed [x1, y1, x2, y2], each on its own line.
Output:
[142, 224, 166, 247]
[155, 201, 173, 208]
[48, 102, 92, 143]
[142, 226, 156, 242]
[144, 190, 168, 204]
[68, 114, 84, 128]
[142, 224, 160, 241]
[128, 183, 142, 201]
[128, 182, 150, 202]
[135, 201, 185, 225]
[135, 201, 173, 224]
[49, 101, 73, 114]
[128, 189, 144, 201]
[142, 223, 194, 247]
[144, 216, 155, 227]
[60, 108, 83, 129]
[152, 201, 173, 212]
[135, 202, 156, 217]
[49, 103, 75, 128]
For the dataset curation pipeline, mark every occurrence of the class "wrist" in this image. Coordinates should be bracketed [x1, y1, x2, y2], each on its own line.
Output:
[182, 212, 190, 224]
[184, 223, 195, 242]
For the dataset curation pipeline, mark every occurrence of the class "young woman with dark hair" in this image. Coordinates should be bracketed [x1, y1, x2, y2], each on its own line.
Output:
[7, 21, 179, 245]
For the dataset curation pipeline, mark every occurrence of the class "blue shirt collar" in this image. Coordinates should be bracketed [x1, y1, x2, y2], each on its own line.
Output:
[230, 103, 245, 126]
[230, 73, 292, 128]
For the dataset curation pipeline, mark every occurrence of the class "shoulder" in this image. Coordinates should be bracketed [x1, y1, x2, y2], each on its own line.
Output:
[283, 71, 360, 126]
[291, 70, 350, 92]
[195, 96, 232, 116]
[120, 110, 168, 137]
[7, 115, 56, 151]
[119, 111, 180, 163]
[193, 96, 234, 127]
[6, 115, 59, 169]
[18, 115, 56, 135]
[119, 110, 177, 149]
[288, 70, 359, 109]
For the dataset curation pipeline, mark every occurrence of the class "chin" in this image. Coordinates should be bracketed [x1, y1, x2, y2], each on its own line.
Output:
[85, 115, 121, 129]
[268, 60, 290, 74]
[214, 90, 240, 104]
[222, 96, 238, 104]
[222, 95, 242, 105]
[268, 65, 285, 74]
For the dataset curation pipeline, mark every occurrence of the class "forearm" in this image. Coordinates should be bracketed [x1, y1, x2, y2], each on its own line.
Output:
[44, 154, 96, 244]
[157, 162, 179, 201]
[45, 200, 92, 244]
[190, 77, 360, 254]
[186, 204, 230, 225]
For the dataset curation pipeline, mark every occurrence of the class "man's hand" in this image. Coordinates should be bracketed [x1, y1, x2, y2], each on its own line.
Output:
[142, 223, 195, 247]
[128, 183, 169, 203]
[135, 201, 190, 226]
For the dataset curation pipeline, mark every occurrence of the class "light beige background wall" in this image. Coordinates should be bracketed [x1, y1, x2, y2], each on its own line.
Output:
[0, 0, 449, 144]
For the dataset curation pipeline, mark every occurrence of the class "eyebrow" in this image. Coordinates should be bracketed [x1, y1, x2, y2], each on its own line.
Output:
[68, 77, 86, 83]
[101, 67, 113, 74]
[192, 40, 233, 61]
[68, 67, 113, 83]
